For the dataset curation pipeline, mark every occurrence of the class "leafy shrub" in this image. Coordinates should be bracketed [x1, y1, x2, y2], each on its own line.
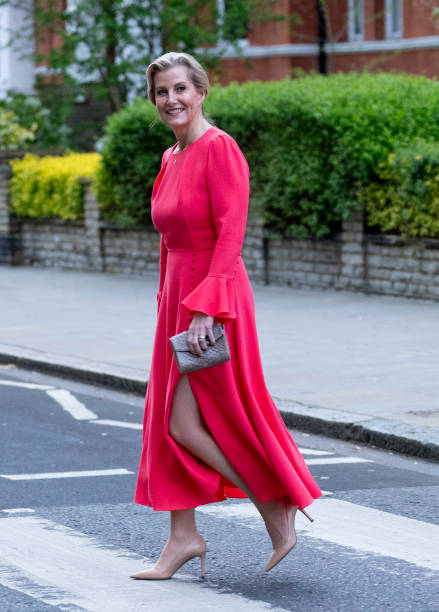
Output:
[96, 73, 439, 235]
[0, 92, 70, 149]
[9, 153, 100, 219]
[94, 98, 174, 225]
[365, 140, 439, 238]
[0, 109, 34, 149]
[206, 73, 439, 237]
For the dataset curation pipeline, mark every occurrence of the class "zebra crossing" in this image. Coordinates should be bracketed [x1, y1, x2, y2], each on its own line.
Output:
[1, 376, 438, 611]
[1, 445, 438, 611]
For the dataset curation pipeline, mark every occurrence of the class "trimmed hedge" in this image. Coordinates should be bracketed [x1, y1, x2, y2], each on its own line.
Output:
[94, 99, 174, 226]
[365, 140, 439, 238]
[94, 73, 439, 236]
[9, 153, 100, 219]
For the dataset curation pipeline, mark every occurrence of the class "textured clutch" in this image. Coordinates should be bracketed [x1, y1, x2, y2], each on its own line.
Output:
[169, 323, 231, 373]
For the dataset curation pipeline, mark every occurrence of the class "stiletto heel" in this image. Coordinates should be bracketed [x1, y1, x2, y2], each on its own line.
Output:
[130, 534, 207, 580]
[200, 550, 206, 579]
[299, 508, 314, 523]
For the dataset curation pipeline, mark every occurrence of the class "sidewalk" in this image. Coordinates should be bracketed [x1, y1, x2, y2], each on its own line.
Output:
[1, 265, 438, 460]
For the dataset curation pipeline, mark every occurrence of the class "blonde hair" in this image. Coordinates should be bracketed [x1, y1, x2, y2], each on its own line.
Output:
[146, 52, 210, 106]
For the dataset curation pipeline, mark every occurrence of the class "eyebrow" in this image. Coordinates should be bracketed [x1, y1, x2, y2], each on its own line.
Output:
[155, 81, 188, 90]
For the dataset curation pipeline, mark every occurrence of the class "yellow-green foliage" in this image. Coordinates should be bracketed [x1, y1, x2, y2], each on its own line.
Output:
[9, 153, 101, 219]
[0, 109, 35, 149]
[365, 141, 439, 238]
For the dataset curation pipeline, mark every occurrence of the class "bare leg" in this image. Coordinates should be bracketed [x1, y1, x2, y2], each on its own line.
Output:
[168, 375, 292, 549]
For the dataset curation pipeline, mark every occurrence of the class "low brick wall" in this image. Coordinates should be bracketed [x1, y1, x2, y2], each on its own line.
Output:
[15, 215, 265, 281]
[3, 173, 439, 300]
[366, 235, 439, 300]
[20, 218, 90, 269]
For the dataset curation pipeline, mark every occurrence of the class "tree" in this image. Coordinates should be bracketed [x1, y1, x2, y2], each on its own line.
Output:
[1, 0, 281, 114]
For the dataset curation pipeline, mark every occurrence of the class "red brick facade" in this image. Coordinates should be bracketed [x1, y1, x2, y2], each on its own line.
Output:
[216, 0, 439, 84]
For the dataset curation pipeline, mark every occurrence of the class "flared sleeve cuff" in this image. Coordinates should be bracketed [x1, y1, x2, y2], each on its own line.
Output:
[180, 275, 237, 321]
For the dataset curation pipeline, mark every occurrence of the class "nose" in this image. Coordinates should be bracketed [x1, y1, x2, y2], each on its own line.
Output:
[168, 90, 177, 104]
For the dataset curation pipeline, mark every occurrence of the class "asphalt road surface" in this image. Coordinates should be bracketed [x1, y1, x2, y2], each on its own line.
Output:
[1, 366, 438, 612]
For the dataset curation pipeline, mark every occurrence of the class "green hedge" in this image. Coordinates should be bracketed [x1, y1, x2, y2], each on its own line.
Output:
[9, 153, 100, 219]
[365, 140, 439, 238]
[94, 99, 174, 225]
[95, 73, 439, 237]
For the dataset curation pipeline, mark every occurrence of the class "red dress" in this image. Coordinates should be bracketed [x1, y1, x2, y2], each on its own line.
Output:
[134, 126, 322, 511]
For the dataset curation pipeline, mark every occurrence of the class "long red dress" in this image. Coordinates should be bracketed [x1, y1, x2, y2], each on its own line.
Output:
[134, 126, 322, 511]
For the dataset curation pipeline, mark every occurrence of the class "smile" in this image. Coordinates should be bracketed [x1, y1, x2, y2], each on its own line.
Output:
[167, 108, 185, 115]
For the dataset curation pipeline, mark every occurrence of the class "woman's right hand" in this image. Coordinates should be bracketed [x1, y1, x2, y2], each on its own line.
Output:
[187, 312, 216, 356]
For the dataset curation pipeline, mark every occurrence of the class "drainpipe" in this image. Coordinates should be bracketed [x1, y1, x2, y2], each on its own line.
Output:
[317, 0, 328, 74]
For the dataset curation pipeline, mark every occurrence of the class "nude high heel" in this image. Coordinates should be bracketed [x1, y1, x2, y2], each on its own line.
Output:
[130, 534, 207, 580]
[265, 504, 313, 572]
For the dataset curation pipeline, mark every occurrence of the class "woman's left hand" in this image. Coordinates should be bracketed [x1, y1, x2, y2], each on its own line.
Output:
[187, 312, 215, 356]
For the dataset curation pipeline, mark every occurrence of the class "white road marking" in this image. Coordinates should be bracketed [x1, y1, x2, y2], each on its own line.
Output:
[199, 499, 439, 572]
[2, 508, 35, 514]
[0, 380, 54, 390]
[0, 516, 287, 612]
[306, 456, 372, 465]
[1, 468, 133, 481]
[45, 388, 97, 420]
[91, 419, 143, 430]
[298, 447, 334, 456]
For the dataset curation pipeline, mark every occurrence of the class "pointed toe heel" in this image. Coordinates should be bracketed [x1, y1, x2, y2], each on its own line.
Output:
[265, 538, 297, 572]
[265, 503, 298, 573]
[130, 534, 207, 581]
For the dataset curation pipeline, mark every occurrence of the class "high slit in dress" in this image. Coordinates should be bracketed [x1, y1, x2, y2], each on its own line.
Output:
[134, 126, 322, 511]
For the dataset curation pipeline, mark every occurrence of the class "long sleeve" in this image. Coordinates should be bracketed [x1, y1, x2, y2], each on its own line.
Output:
[181, 134, 250, 320]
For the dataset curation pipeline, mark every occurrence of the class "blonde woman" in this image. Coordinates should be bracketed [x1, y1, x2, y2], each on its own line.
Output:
[132, 52, 321, 580]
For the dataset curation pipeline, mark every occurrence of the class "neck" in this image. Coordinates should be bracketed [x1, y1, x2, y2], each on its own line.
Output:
[173, 115, 211, 151]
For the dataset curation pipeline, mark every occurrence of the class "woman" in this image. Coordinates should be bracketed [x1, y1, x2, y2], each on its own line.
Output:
[132, 51, 322, 580]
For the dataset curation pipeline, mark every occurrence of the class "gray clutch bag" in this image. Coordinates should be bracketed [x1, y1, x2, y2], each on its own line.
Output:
[169, 323, 231, 373]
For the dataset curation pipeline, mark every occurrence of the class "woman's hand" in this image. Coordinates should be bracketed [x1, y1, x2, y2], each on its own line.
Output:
[187, 312, 216, 356]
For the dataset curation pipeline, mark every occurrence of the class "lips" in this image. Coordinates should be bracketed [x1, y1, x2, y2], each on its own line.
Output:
[167, 108, 185, 115]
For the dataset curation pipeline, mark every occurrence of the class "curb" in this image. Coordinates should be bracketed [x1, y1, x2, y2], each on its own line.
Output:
[1, 348, 438, 463]
[0, 348, 147, 395]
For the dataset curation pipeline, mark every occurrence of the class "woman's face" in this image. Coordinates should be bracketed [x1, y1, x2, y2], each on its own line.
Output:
[153, 65, 205, 131]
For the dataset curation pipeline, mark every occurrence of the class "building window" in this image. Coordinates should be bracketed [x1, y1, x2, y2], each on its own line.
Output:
[385, 0, 403, 38]
[348, 0, 365, 41]
[217, 0, 249, 44]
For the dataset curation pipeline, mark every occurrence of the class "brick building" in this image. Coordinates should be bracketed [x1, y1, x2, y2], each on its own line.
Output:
[0, 1, 438, 96]
[217, 0, 439, 83]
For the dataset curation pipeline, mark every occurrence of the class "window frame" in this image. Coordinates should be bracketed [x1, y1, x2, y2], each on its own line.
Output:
[216, 0, 249, 47]
[385, 0, 403, 39]
[348, 0, 365, 42]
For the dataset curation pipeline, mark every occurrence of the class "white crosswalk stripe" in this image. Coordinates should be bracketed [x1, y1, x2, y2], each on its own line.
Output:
[46, 388, 98, 420]
[305, 456, 372, 465]
[0, 516, 287, 612]
[91, 419, 143, 430]
[198, 498, 439, 572]
[1, 468, 133, 480]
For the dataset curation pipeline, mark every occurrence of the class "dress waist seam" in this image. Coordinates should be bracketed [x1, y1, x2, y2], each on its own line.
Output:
[166, 246, 216, 253]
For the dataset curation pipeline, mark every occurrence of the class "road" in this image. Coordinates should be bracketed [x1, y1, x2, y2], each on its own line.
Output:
[1, 366, 438, 612]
